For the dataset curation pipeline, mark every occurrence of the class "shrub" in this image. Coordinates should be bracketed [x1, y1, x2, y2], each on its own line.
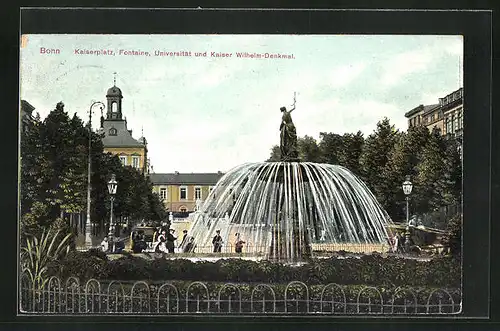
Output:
[45, 251, 461, 289]
[442, 213, 462, 257]
[21, 228, 72, 290]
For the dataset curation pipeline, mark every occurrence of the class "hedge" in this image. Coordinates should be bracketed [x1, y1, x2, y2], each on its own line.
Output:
[46, 249, 461, 288]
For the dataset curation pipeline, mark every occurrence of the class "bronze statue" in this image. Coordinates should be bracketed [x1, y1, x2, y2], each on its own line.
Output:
[279, 93, 299, 161]
[56, 101, 65, 111]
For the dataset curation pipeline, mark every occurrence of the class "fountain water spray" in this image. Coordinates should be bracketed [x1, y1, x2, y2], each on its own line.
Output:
[188, 95, 392, 262]
[188, 162, 393, 262]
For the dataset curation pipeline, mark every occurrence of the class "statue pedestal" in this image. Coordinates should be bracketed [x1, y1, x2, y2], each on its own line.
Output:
[280, 157, 301, 162]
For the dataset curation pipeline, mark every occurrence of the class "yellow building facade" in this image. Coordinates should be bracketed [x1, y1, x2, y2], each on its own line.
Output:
[405, 87, 463, 139]
[99, 84, 149, 174]
[149, 172, 224, 213]
[103, 147, 147, 173]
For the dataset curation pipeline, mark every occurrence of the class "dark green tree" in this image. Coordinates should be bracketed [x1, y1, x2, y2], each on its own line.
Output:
[442, 139, 462, 206]
[318, 132, 343, 165]
[414, 127, 448, 214]
[359, 118, 400, 207]
[21, 104, 89, 235]
[380, 126, 430, 221]
[266, 145, 281, 162]
[338, 131, 364, 176]
[20, 102, 167, 241]
[297, 135, 322, 162]
[442, 213, 462, 257]
[267, 136, 322, 163]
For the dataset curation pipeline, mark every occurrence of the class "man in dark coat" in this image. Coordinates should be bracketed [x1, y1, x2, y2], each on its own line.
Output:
[212, 230, 223, 253]
[166, 228, 177, 253]
[184, 237, 196, 253]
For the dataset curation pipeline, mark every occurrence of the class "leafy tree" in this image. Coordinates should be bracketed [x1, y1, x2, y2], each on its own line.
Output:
[20, 102, 167, 241]
[318, 132, 343, 164]
[380, 126, 430, 221]
[359, 118, 400, 207]
[414, 127, 448, 214]
[442, 139, 462, 206]
[21, 104, 89, 230]
[267, 136, 322, 163]
[267, 145, 281, 162]
[338, 131, 364, 176]
[442, 213, 462, 257]
[147, 190, 168, 223]
[297, 135, 322, 162]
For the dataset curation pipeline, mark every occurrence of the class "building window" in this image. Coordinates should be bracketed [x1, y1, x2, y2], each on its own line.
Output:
[195, 187, 202, 200]
[417, 116, 421, 124]
[454, 113, 459, 132]
[112, 102, 118, 112]
[458, 111, 463, 129]
[132, 156, 140, 168]
[451, 114, 455, 133]
[179, 206, 187, 212]
[109, 128, 117, 136]
[119, 156, 127, 166]
[180, 186, 187, 200]
[159, 187, 167, 200]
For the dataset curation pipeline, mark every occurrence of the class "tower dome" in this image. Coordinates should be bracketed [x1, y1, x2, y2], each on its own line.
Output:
[106, 86, 123, 97]
[106, 83, 123, 120]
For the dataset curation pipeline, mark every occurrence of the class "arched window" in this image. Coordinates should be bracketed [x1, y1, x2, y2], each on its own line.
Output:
[179, 206, 187, 212]
[111, 102, 118, 113]
[109, 128, 117, 136]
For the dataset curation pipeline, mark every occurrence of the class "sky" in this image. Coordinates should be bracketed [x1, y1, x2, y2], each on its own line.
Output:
[20, 34, 463, 173]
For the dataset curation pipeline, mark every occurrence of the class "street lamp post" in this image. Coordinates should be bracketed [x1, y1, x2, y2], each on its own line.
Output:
[107, 174, 118, 253]
[402, 176, 413, 252]
[85, 101, 105, 249]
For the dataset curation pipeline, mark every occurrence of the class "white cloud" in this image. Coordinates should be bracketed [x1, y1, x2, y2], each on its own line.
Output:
[20, 34, 462, 173]
[329, 62, 367, 88]
[380, 48, 434, 87]
[195, 64, 233, 88]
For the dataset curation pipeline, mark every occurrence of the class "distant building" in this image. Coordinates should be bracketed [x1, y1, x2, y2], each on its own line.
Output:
[98, 83, 149, 174]
[405, 103, 440, 132]
[149, 172, 224, 213]
[20, 100, 35, 133]
[405, 87, 463, 140]
[439, 88, 464, 139]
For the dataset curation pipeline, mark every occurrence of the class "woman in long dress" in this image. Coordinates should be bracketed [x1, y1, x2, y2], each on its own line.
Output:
[155, 230, 168, 253]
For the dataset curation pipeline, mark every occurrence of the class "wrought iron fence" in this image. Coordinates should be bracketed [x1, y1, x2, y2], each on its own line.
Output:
[19, 274, 461, 315]
[77, 243, 391, 256]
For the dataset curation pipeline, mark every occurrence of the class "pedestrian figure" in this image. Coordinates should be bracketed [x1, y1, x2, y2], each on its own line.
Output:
[184, 237, 196, 253]
[393, 233, 400, 253]
[234, 233, 246, 253]
[100, 236, 109, 252]
[155, 230, 168, 253]
[166, 228, 177, 253]
[212, 230, 223, 253]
